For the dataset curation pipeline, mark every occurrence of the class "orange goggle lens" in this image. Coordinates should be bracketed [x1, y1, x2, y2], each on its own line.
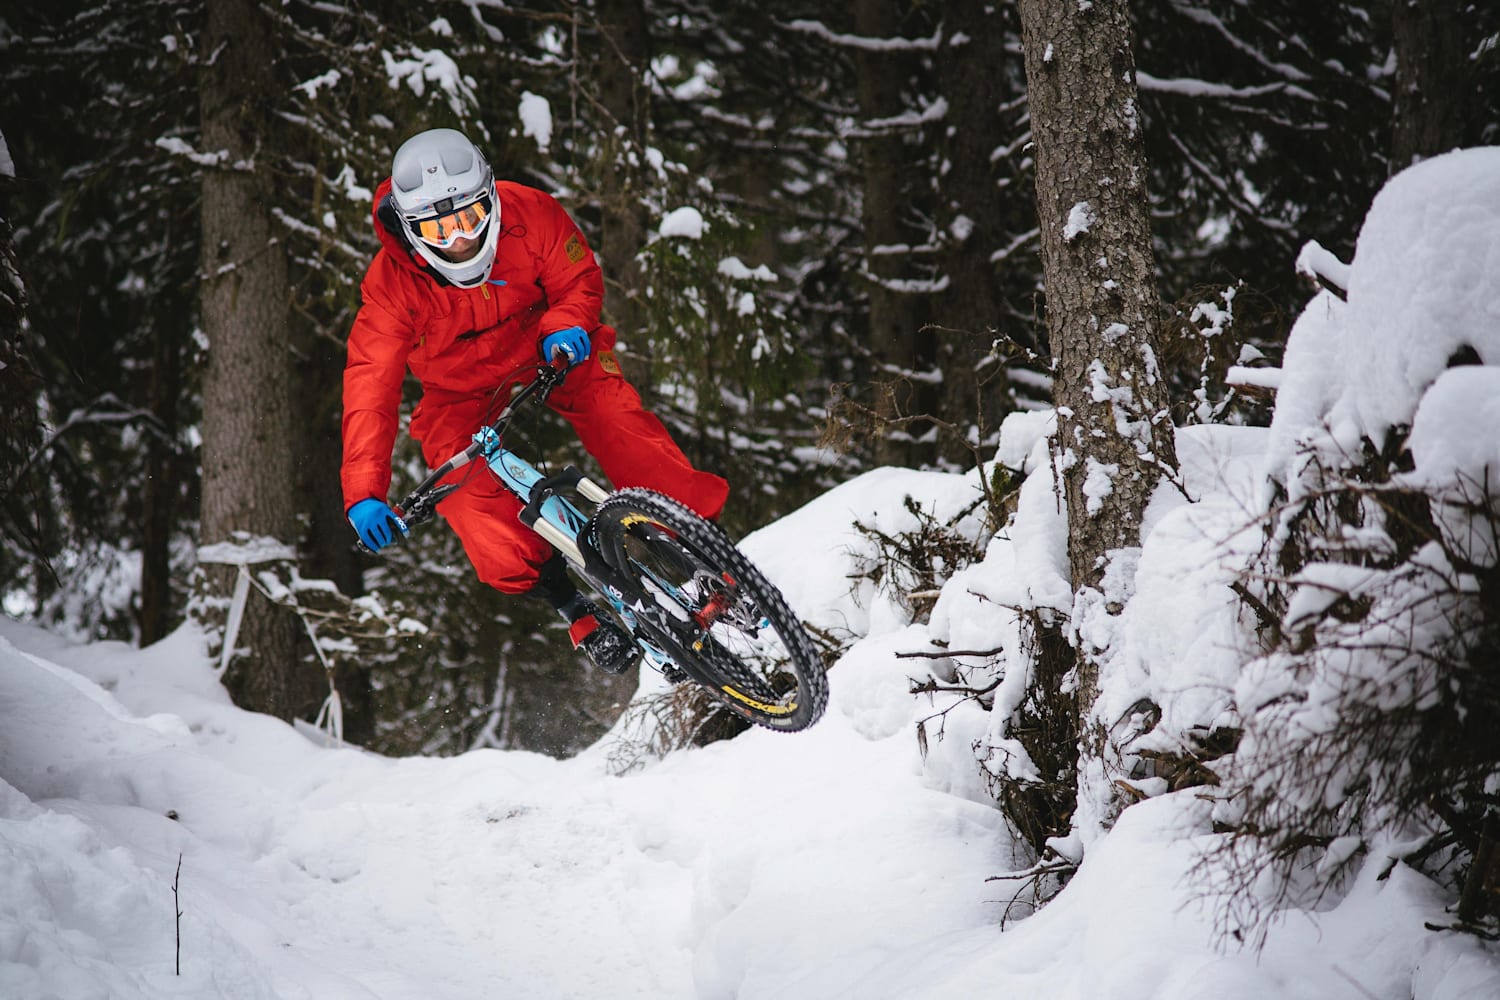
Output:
[415, 201, 489, 248]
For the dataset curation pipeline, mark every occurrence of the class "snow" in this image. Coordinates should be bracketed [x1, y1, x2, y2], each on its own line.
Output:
[1401, 365, 1500, 567]
[1224, 364, 1282, 391]
[197, 537, 297, 567]
[716, 256, 775, 282]
[6, 150, 1500, 999]
[0, 635, 1488, 997]
[1063, 200, 1096, 241]
[860, 97, 948, 132]
[1295, 237, 1352, 292]
[1136, 70, 1300, 102]
[783, 20, 941, 53]
[294, 70, 341, 100]
[518, 91, 552, 152]
[381, 48, 475, 120]
[6, 468, 1489, 997]
[154, 137, 229, 168]
[657, 206, 706, 240]
[1269, 147, 1500, 483]
[1082, 456, 1118, 515]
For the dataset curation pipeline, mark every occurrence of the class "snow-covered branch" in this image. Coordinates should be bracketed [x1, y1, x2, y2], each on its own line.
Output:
[1137, 70, 1313, 103]
[781, 18, 941, 52]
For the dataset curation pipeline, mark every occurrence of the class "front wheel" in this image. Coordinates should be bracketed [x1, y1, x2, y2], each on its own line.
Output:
[591, 488, 828, 733]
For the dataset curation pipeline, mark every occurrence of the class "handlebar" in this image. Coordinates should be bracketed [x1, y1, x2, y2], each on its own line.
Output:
[356, 354, 575, 555]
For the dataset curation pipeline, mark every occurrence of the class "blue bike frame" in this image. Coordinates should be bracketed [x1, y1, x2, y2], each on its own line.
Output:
[473, 424, 606, 568]
[469, 425, 681, 676]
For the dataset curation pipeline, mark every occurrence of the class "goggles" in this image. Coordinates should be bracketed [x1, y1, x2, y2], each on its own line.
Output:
[411, 195, 491, 249]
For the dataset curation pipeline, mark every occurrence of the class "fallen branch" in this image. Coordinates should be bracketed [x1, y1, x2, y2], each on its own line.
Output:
[897, 646, 1004, 660]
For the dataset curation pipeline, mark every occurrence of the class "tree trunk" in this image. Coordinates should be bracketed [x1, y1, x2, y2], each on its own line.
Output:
[1018, 0, 1177, 739]
[934, 3, 1016, 464]
[139, 312, 181, 645]
[853, 0, 932, 468]
[591, 0, 651, 342]
[197, 0, 307, 720]
[555, 0, 648, 714]
[1390, 0, 1466, 172]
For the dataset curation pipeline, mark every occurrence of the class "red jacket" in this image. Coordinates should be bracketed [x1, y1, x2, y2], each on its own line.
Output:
[341, 178, 613, 509]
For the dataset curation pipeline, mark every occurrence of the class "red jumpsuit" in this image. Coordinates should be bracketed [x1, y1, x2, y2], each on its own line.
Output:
[341, 177, 729, 593]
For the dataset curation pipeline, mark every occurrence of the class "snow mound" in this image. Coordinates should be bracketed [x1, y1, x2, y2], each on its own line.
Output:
[1268, 146, 1500, 480]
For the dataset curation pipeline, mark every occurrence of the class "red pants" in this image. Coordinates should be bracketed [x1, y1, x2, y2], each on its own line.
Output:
[410, 358, 729, 594]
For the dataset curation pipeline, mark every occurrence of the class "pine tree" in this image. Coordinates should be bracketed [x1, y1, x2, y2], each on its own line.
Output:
[1131, 3, 1390, 311]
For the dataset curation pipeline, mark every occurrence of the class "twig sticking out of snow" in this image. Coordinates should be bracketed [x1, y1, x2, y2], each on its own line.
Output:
[1295, 239, 1351, 300]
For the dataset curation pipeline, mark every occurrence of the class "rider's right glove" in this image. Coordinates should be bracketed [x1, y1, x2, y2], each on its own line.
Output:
[348, 498, 408, 552]
[540, 326, 591, 366]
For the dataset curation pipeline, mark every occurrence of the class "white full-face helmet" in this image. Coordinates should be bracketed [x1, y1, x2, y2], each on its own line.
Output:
[389, 128, 499, 288]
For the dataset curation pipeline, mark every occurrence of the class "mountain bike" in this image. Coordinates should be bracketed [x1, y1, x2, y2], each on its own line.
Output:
[371, 356, 828, 733]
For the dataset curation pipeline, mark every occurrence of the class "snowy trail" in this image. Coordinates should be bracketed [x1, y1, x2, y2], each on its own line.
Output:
[16, 150, 1500, 999]
[0, 619, 1010, 999]
[5, 439, 1499, 997]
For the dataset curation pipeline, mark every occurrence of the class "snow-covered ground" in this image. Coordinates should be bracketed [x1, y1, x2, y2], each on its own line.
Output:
[1, 610, 1010, 1000]
[6, 149, 1500, 999]
[0, 464, 1491, 998]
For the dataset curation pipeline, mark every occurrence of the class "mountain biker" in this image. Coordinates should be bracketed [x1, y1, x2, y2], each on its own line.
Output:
[341, 127, 730, 675]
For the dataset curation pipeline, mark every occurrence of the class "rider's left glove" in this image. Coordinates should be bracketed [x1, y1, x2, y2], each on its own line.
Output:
[348, 498, 408, 552]
[540, 326, 591, 366]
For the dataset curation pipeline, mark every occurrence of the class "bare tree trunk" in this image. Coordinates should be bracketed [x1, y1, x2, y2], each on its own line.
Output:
[934, 2, 1016, 464]
[1390, 0, 1466, 172]
[140, 313, 181, 645]
[549, 0, 647, 715]
[591, 0, 651, 341]
[1017, 0, 1177, 783]
[853, 0, 932, 468]
[197, 0, 306, 720]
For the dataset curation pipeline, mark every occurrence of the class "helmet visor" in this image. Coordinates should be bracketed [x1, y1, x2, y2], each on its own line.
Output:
[412, 195, 492, 249]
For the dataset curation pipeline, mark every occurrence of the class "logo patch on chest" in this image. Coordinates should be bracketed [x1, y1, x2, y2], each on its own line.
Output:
[598, 349, 621, 375]
[564, 232, 587, 264]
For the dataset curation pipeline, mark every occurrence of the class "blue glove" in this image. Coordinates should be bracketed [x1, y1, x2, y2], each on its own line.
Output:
[348, 498, 408, 552]
[540, 326, 591, 366]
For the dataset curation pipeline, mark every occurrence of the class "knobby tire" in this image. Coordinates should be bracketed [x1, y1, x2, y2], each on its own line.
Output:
[592, 488, 828, 733]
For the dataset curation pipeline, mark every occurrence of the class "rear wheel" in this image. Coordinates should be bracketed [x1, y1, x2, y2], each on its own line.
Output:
[591, 488, 827, 733]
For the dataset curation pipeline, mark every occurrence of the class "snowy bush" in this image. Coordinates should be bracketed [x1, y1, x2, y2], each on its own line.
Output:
[1209, 148, 1500, 939]
[1221, 497, 1500, 940]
